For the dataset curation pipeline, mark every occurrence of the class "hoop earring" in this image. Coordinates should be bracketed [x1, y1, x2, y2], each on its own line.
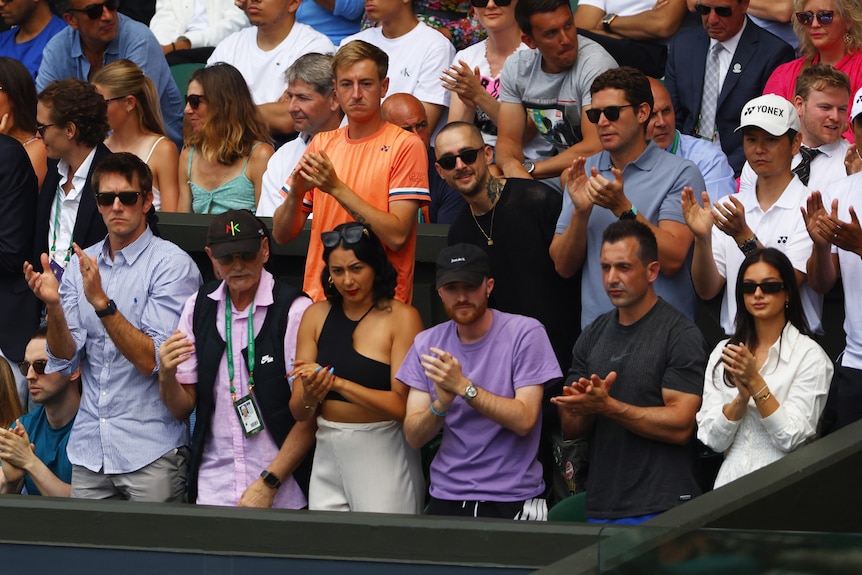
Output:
[846, 32, 853, 44]
[327, 276, 333, 287]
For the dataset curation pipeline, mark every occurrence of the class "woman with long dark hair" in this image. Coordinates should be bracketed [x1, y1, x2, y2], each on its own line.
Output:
[178, 62, 273, 214]
[696, 248, 832, 489]
[289, 222, 425, 513]
[0, 57, 47, 188]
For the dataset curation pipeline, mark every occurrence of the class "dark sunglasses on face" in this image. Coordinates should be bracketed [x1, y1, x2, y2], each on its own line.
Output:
[436, 148, 482, 170]
[693, 3, 733, 17]
[795, 10, 834, 26]
[321, 224, 369, 248]
[216, 251, 259, 265]
[185, 94, 205, 109]
[585, 104, 633, 124]
[740, 281, 785, 295]
[35, 122, 55, 137]
[69, 0, 118, 20]
[18, 360, 48, 377]
[95, 191, 141, 206]
[470, 0, 512, 7]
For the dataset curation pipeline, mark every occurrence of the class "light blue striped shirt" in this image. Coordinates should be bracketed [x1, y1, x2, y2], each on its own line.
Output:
[48, 227, 202, 474]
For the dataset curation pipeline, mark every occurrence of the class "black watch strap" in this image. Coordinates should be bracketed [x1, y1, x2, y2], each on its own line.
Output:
[260, 470, 282, 489]
[95, 299, 117, 318]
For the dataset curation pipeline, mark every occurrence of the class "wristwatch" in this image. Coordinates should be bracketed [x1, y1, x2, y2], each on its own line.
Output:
[602, 13, 618, 32]
[260, 470, 282, 489]
[95, 299, 117, 318]
[463, 383, 478, 402]
[619, 205, 638, 220]
[522, 160, 535, 175]
[738, 236, 758, 256]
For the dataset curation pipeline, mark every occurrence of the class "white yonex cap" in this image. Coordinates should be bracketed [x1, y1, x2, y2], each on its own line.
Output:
[735, 94, 800, 135]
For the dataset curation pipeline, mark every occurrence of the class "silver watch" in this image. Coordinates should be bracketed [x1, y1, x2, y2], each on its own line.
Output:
[463, 383, 478, 401]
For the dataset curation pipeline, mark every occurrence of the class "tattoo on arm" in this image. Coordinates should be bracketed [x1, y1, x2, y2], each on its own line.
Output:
[346, 208, 368, 224]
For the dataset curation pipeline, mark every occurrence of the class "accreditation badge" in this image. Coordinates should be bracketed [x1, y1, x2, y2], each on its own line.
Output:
[49, 259, 65, 283]
[234, 394, 265, 437]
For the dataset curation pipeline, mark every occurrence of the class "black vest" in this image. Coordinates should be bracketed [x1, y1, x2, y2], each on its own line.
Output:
[187, 279, 311, 503]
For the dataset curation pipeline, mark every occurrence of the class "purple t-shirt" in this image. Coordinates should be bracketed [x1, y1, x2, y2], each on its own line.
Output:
[396, 311, 561, 501]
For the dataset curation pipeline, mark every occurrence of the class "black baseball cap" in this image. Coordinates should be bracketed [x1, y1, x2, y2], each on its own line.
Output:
[436, 243, 490, 288]
[206, 209, 266, 258]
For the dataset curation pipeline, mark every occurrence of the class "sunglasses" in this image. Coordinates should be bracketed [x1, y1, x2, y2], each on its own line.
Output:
[18, 360, 48, 377]
[185, 94, 206, 109]
[470, 0, 512, 7]
[795, 10, 834, 26]
[216, 251, 259, 265]
[586, 104, 633, 124]
[36, 122, 55, 137]
[740, 281, 785, 295]
[95, 191, 141, 206]
[436, 148, 482, 170]
[693, 3, 733, 17]
[321, 224, 369, 248]
[104, 94, 128, 103]
[69, 0, 118, 20]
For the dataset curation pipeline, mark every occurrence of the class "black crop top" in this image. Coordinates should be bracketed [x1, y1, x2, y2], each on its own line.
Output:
[317, 303, 391, 403]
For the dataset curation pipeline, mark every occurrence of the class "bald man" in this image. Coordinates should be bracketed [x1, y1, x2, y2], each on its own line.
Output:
[647, 78, 736, 201]
[382, 93, 465, 224]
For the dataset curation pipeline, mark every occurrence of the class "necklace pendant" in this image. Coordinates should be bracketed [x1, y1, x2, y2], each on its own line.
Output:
[487, 238, 494, 246]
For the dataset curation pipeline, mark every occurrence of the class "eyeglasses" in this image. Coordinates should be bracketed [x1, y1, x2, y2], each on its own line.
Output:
[436, 148, 482, 170]
[693, 3, 734, 17]
[18, 360, 48, 377]
[68, 0, 118, 20]
[470, 0, 512, 7]
[321, 224, 369, 248]
[104, 94, 128, 103]
[586, 104, 633, 124]
[216, 251, 259, 265]
[795, 10, 834, 26]
[95, 191, 142, 206]
[35, 122, 55, 137]
[185, 94, 206, 109]
[740, 281, 785, 295]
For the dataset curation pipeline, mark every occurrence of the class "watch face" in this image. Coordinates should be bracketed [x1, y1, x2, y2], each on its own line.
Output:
[465, 385, 478, 400]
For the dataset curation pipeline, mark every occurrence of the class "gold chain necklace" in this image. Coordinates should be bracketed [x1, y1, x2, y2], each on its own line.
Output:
[470, 202, 496, 246]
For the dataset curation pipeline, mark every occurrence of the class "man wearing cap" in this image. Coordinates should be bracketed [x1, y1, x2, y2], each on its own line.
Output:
[553, 220, 706, 523]
[23, 152, 202, 501]
[682, 93, 819, 336]
[803, 86, 862, 433]
[158, 209, 315, 508]
[398, 243, 561, 519]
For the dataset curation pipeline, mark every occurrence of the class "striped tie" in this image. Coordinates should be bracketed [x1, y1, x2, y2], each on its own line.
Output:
[793, 146, 823, 186]
[698, 43, 723, 145]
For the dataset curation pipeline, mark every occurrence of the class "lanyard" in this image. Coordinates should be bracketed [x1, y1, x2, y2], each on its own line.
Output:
[50, 189, 74, 266]
[225, 297, 255, 402]
[669, 130, 681, 156]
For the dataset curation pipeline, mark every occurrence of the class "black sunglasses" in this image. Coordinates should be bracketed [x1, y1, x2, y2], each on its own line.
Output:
[693, 3, 733, 17]
[36, 122, 55, 137]
[185, 94, 206, 109]
[436, 148, 482, 170]
[470, 0, 512, 7]
[95, 191, 141, 206]
[321, 224, 369, 248]
[69, 0, 118, 20]
[104, 94, 128, 103]
[740, 281, 785, 295]
[586, 104, 633, 124]
[795, 10, 834, 26]
[18, 359, 48, 377]
[216, 251, 259, 265]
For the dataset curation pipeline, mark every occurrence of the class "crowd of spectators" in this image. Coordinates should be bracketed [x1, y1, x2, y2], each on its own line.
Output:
[1, 0, 861, 525]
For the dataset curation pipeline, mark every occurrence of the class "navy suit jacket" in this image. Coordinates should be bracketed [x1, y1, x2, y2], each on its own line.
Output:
[0, 135, 40, 361]
[34, 143, 110, 270]
[665, 17, 795, 176]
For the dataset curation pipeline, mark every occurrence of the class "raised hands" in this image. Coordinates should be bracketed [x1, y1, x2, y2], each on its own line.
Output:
[681, 187, 713, 239]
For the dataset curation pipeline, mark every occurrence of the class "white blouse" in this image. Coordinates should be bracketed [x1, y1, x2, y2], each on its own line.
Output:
[696, 323, 833, 489]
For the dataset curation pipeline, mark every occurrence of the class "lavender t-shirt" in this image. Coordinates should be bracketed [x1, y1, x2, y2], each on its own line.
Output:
[396, 311, 561, 501]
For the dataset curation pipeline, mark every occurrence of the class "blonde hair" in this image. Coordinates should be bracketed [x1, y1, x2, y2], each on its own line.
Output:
[91, 59, 167, 137]
[0, 356, 22, 429]
[185, 63, 271, 165]
[793, 0, 862, 61]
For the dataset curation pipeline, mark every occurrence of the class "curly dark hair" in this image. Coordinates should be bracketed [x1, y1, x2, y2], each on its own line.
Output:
[37, 79, 109, 148]
[320, 223, 397, 306]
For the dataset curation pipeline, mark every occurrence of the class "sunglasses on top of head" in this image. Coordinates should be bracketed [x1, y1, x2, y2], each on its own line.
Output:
[18, 359, 48, 377]
[693, 3, 733, 17]
[436, 148, 482, 170]
[68, 0, 118, 20]
[185, 94, 206, 109]
[321, 224, 369, 248]
[585, 104, 633, 124]
[95, 191, 141, 206]
[795, 10, 834, 26]
[470, 0, 512, 8]
[740, 281, 785, 295]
